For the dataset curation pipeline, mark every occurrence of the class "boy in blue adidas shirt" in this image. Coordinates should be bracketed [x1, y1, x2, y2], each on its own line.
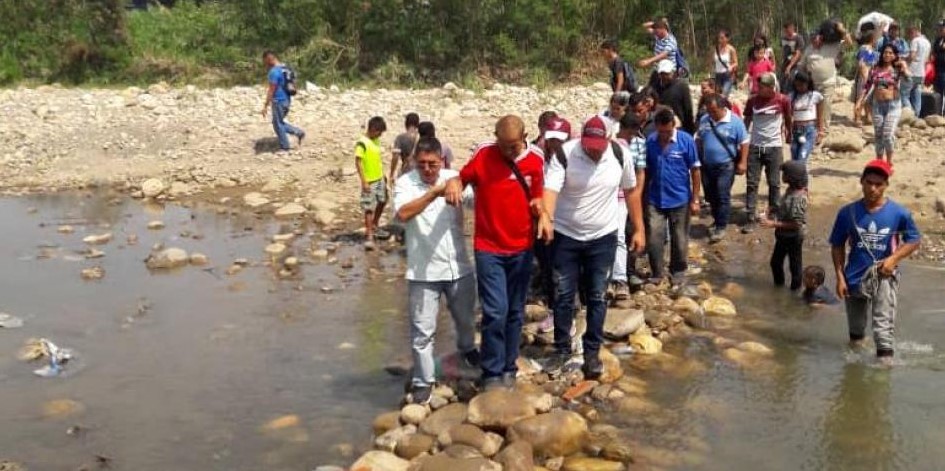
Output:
[829, 159, 921, 365]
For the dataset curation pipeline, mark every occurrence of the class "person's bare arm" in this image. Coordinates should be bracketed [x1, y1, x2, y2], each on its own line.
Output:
[389, 151, 401, 183]
[615, 71, 625, 93]
[262, 82, 277, 116]
[832, 245, 848, 298]
[879, 241, 921, 276]
[396, 183, 445, 221]
[689, 167, 702, 215]
[736, 143, 749, 175]
[625, 187, 645, 253]
[729, 45, 739, 73]
[816, 100, 825, 144]
[355, 157, 369, 192]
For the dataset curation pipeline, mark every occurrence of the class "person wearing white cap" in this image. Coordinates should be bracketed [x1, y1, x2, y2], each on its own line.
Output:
[652, 59, 696, 134]
[542, 116, 643, 379]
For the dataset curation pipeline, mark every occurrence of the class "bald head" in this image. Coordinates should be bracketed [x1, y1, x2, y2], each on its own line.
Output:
[494, 115, 526, 160]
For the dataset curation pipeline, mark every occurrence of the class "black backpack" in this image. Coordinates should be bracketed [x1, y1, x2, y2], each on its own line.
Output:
[281, 65, 298, 96]
[552, 141, 625, 169]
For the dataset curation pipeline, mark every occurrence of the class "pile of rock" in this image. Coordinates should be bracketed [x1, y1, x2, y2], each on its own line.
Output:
[345, 279, 743, 471]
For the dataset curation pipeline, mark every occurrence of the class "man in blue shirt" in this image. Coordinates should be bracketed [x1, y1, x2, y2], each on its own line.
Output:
[829, 159, 921, 366]
[696, 95, 749, 242]
[262, 51, 305, 152]
[645, 107, 701, 286]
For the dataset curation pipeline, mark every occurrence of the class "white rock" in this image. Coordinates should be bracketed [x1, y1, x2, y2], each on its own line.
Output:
[265, 243, 287, 256]
[243, 192, 270, 208]
[141, 178, 166, 198]
[147, 221, 165, 230]
[274, 202, 307, 219]
[83, 233, 112, 245]
[189, 253, 209, 265]
[145, 247, 190, 269]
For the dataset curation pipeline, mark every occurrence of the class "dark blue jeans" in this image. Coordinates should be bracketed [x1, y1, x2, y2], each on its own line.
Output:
[702, 161, 735, 230]
[475, 249, 533, 379]
[271, 100, 303, 150]
[552, 231, 617, 356]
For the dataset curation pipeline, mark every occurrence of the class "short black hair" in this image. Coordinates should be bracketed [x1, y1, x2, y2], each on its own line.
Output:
[628, 92, 648, 108]
[414, 136, 442, 157]
[654, 106, 675, 125]
[785, 21, 797, 29]
[792, 71, 816, 92]
[418, 121, 436, 138]
[600, 39, 619, 52]
[653, 18, 669, 30]
[405, 113, 420, 128]
[619, 112, 641, 130]
[537, 111, 557, 129]
[861, 167, 890, 182]
[803, 265, 826, 285]
[368, 116, 387, 132]
[703, 94, 726, 109]
[262, 50, 276, 59]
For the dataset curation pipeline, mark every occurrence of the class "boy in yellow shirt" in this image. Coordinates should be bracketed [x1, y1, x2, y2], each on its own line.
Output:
[356, 117, 388, 250]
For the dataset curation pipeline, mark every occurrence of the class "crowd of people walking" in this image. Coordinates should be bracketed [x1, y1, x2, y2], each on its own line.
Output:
[261, 13, 930, 401]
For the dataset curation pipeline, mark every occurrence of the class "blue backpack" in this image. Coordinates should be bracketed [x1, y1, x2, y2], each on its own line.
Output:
[675, 47, 690, 79]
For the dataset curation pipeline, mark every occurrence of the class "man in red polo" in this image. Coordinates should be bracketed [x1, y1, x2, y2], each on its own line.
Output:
[445, 115, 552, 390]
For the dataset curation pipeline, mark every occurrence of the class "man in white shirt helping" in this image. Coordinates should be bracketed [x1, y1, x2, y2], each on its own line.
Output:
[393, 137, 478, 405]
[542, 116, 644, 379]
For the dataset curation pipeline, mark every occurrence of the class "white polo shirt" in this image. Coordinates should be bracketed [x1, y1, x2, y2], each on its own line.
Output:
[545, 139, 636, 241]
[393, 169, 474, 282]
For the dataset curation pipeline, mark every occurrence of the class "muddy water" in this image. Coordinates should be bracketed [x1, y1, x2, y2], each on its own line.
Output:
[0, 192, 413, 470]
[2, 193, 945, 471]
[616, 211, 945, 471]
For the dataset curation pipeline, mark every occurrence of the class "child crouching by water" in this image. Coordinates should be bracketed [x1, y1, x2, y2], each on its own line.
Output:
[761, 160, 808, 290]
[802, 265, 839, 305]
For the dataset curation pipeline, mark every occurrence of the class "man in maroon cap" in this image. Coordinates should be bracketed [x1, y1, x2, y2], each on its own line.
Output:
[534, 115, 573, 309]
[542, 116, 644, 378]
[829, 159, 921, 366]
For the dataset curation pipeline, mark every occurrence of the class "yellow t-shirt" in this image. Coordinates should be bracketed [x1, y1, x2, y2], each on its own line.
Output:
[355, 136, 384, 183]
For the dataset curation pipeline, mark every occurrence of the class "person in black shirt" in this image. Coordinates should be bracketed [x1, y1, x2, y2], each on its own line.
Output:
[650, 60, 696, 134]
[601, 39, 638, 93]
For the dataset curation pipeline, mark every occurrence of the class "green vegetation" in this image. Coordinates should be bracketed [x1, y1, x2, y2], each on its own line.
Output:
[3, 0, 945, 87]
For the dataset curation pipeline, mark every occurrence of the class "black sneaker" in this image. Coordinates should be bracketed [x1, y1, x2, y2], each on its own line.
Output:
[741, 220, 757, 234]
[462, 349, 481, 368]
[410, 385, 432, 405]
[582, 353, 603, 380]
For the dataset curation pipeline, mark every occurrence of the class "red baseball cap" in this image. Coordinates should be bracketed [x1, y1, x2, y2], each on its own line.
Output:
[581, 116, 609, 154]
[543, 117, 572, 141]
[863, 159, 893, 178]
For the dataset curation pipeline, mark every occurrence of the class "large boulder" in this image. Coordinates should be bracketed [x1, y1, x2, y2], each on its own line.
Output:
[702, 296, 737, 317]
[394, 433, 435, 460]
[411, 454, 502, 471]
[562, 457, 627, 471]
[603, 309, 645, 339]
[927, 115, 945, 127]
[400, 404, 429, 426]
[374, 425, 416, 453]
[494, 441, 535, 471]
[274, 202, 307, 219]
[506, 410, 589, 457]
[598, 349, 623, 383]
[629, 333, 663, 355]
[349, 450, 409, 471]
[145, 247, 189, 269]
[467, 390, 537, 431]
[141, 178, 166, 198]
[420, 403, 467, 436]
[439, 424, 503, 457]
[823, 132, 866, 153]
[372, 411, 402, 436]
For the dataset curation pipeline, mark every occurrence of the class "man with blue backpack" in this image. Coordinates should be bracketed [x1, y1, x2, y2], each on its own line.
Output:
[262, 50, 305, 152]
[639, 18, 690, 81]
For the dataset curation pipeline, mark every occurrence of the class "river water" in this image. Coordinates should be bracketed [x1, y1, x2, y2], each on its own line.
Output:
[1, 192, 943, 470]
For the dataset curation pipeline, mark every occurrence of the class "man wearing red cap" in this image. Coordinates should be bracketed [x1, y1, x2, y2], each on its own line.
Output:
[534, 115, 573, 308]
[542, 116, 644, 378]
[829, 159, 921, 365]
[444, 115, 553, 390]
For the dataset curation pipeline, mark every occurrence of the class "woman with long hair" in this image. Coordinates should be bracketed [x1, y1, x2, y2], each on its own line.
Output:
[857, 44, 908, 164]
[712, 29, 739, 97]
[789, 71, 825, 163]
[852, 32, 879, 126]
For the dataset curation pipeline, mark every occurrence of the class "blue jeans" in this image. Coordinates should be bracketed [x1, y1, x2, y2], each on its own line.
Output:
[715, 72, 733, 97]
[551, 231, 617, 356]
[702, 161, 735, 230]
[790, 123, 817, 162]
[905, 76, 924, 115]
[475, 250, 533, 379]
[271, 100, 303, 150]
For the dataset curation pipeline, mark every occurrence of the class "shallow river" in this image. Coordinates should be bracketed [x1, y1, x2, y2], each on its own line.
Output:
[1, 192, 943, 471]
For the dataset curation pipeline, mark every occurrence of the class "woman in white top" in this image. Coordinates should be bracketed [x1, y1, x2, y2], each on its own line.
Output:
[789, 71, 825, 163]
[712, 29, 739, 97]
